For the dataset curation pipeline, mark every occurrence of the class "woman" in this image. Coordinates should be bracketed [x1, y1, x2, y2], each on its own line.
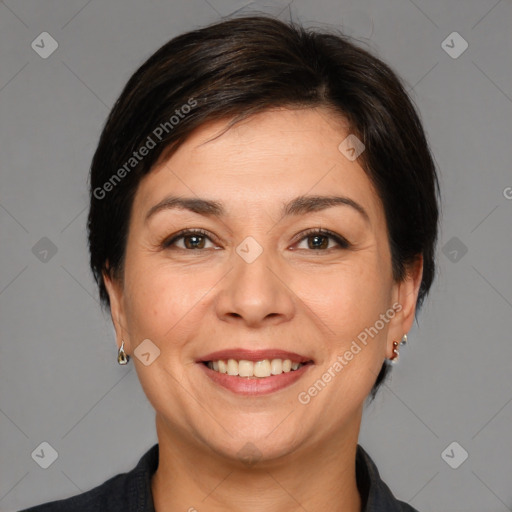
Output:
[22, 15, 439, 512]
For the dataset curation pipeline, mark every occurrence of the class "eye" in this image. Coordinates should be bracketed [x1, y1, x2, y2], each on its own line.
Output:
[293, 228, 351, 251]
[162, 229, 218, 250]
[162, 228, 351, 252]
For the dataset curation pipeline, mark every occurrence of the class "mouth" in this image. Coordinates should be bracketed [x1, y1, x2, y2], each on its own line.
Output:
[201, 358, 311, 377]
[196, 349, 314, 395]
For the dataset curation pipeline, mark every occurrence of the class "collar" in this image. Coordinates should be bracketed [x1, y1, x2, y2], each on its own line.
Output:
[355, 444, 419, 511]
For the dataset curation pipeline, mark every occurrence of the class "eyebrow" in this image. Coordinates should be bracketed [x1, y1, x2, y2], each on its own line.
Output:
[145, 194, 370, 224]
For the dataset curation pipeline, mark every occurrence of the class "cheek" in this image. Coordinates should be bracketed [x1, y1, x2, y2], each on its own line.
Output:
[298, 258, 392, 336]
[123, 259, 211, 341]
[298, 265, 390, 415]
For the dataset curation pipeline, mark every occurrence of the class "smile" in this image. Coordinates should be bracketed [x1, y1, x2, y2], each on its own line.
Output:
[197, 353, 314, 396]
[204, 358, 306, 378]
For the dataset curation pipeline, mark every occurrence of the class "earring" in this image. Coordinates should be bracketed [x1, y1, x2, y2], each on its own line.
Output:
[390, 334, 408, 364]
[389, 340, 400, 364]
[117, 340, 130, 365]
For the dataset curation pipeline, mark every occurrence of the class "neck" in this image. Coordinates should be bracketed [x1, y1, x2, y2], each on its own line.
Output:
[151, 412, 363, 512]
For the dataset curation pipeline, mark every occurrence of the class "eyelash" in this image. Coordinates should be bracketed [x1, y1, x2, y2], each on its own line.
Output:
[161, 228, 351, 251]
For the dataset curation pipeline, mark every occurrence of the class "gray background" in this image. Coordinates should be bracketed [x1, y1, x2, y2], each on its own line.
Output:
[0, 0, 511, 511]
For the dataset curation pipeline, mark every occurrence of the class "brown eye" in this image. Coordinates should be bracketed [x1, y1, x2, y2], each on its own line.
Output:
[307, 234, 329, 250]
[182, 234, 207, 249]
[294, 229, 351, 251]
[163, 229, 217, 250]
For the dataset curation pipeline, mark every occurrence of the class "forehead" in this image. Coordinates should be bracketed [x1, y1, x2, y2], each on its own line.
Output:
[133, 107, 383, 223]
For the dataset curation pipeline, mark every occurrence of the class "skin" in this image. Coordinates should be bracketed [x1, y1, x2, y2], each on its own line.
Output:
[104, 107, 423, 512]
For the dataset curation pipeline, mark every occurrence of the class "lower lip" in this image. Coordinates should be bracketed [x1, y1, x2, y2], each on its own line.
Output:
[198, 362, 313, 396]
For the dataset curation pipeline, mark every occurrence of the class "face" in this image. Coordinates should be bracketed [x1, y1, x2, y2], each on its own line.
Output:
[105, 107, 422, 463]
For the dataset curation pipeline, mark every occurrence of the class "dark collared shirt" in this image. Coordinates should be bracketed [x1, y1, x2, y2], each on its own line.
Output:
[20, 444, 419, 511]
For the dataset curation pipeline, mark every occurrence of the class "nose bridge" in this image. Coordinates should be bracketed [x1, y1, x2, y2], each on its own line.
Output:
[215, 233, 295, 326]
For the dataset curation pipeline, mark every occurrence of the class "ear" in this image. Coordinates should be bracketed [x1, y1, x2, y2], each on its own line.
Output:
[103, 267, 131, 354]
[386, 255, 424, 359]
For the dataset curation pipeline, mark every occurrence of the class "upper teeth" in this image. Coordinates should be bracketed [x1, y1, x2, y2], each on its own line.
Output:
[207, 358, 303, 378]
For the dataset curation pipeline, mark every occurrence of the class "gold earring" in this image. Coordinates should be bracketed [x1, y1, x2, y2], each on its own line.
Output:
[117, 340, 130, 365]
[390, 334, 408, 364]
[389, 340, 400, 364]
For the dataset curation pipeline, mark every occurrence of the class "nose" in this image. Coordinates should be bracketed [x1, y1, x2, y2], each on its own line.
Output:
[214, 242, 296, 328]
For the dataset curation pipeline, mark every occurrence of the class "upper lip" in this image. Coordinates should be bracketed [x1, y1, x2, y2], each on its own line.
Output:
[197, 349, 313, 364]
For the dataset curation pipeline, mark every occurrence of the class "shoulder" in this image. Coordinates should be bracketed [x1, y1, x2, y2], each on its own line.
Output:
[356, 444, 421, 512]
[19, 444, 159, 512]
[19, 472, 126, 512]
